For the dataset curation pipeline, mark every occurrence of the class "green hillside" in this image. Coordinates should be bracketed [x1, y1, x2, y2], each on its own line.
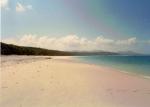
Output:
[0, 42, 118, 56]
[0, 42, 73, 56]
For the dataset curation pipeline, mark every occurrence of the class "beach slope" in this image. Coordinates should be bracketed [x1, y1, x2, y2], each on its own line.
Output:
[0, 56, 150, 107]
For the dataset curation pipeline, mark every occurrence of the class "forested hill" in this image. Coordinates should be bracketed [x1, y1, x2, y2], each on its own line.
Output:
[0, 42, 118, 56]
[0, 42, 73, 56]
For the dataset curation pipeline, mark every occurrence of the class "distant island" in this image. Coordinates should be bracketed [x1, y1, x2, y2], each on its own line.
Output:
[1, 42, 119, 56]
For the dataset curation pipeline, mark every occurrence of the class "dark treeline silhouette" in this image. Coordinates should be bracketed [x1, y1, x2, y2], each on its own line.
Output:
[1, 42, 118, 56]
[1, 42, 73, 56]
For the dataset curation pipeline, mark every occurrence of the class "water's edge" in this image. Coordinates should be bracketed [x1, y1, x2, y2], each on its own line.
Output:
[73, 55, 150, 79]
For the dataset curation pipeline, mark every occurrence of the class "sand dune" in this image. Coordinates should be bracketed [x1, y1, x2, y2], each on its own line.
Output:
[0, 56, 150, 107]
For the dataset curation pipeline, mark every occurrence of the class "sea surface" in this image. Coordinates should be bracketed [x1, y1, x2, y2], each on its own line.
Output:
[75, 55, 150, 78]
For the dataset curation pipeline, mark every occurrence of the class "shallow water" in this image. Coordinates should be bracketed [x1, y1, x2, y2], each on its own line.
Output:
[75, 55, 150, 77]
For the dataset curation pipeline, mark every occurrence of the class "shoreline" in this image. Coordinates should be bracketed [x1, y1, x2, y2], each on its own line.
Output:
[52, 56, 150, 80]
[1, 56, 150, 107]
[1, 55, 150, 82]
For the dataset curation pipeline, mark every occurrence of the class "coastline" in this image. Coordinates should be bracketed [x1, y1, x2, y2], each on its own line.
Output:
[70, 56, 150, 80]
[53, 56, 150, 80]
[1, 56, 150, 107]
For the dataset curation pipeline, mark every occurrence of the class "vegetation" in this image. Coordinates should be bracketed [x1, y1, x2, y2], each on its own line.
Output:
[1, 42, 73, 56]
[1, 42, 118, 56]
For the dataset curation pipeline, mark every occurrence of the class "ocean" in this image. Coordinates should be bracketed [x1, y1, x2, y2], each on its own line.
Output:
[75, 55, 150, 78]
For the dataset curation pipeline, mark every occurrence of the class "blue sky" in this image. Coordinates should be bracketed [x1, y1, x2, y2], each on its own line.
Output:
[1, 0, 150, 53]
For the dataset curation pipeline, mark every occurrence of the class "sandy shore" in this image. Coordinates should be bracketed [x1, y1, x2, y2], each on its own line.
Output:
[0, 56, 150, 107]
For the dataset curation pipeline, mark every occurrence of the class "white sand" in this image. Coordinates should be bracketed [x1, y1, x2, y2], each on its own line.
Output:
[0, 56, 150, 107]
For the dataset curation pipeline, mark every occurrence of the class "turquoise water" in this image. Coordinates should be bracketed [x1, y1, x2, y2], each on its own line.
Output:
[75, 55, 150, 77]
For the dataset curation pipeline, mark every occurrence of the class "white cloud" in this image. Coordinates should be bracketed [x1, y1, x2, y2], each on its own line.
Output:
[95, 36, 114, 45]
[16, 2, 32, 12]
[16, 2, 25, 12]
[26, 5, 32, 10]
[2, 34, 141, 51]
[0, 0, 8, 8]
[116, 37, 137, 45]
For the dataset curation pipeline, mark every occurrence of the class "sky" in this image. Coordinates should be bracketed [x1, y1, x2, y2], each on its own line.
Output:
[1, 0, 150, 53]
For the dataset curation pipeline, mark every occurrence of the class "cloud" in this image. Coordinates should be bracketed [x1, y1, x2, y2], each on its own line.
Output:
[16, 2, 32, 12]
[2, 34, 142, 52]
[95, 36, 114, 45]
[116, 37, 137, 45]
[0, 0, 8, 8]
[26, 5, 32, 10]
[16, 2, 25, 12]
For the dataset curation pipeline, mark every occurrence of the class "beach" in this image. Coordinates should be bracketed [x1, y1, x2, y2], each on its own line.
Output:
[0, 56, 150, 107]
